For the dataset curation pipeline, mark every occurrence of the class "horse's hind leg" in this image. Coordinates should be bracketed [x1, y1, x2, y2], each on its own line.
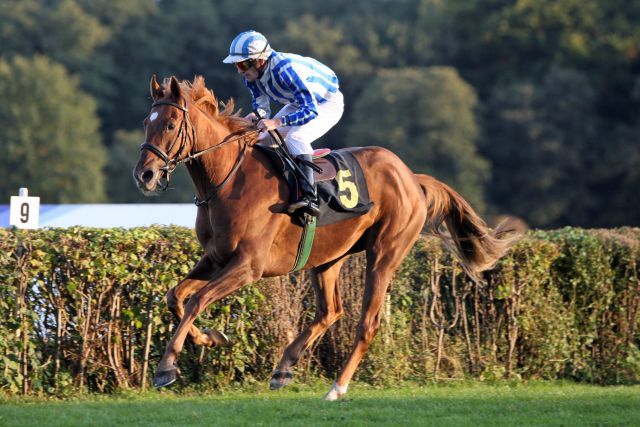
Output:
[271, 257, 347, 390]
[166, 256, 227, 347]
[324, 223, 422, 401]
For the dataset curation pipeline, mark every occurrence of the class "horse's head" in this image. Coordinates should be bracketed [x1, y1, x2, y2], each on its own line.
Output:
[133, 75, 196, 195]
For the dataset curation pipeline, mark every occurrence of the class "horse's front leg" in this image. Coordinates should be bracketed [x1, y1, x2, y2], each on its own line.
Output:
[166, 256, 228, 347]
[154, 251, 262, 388]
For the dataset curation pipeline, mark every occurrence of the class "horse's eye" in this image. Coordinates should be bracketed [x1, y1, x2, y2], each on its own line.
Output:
[167, 123, 176, 131]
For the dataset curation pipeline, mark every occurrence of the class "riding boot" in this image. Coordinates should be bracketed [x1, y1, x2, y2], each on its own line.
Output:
[287, 154, 320, 216]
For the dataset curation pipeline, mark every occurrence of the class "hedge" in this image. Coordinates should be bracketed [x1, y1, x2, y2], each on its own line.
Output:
[0, 226, 638, 395]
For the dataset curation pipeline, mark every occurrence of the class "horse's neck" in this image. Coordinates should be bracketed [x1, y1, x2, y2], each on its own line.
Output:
[187, 115, 244, 197]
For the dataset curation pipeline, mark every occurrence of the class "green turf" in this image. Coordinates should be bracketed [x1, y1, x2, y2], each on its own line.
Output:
[0, 382, 638, 426]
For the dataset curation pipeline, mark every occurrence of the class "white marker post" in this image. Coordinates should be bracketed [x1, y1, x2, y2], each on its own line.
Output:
[10, 188, 40, 229]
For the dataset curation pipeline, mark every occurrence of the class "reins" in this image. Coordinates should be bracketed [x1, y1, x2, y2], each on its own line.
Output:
[140, 100, 260, 196]
[183, 127, 260, 165]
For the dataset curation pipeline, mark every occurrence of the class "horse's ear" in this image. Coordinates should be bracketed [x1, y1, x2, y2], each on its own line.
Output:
[150, 74, 163, 101]
[170, 76, 183, 101]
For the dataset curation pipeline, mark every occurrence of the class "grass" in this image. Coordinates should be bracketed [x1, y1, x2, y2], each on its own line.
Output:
[0, 381, 639, 426]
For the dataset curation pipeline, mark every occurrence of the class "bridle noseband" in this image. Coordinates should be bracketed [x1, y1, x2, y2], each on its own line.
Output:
[140, 99, 260, 196]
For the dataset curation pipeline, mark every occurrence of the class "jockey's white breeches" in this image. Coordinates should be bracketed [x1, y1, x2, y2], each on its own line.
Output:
[261, 90, 344, 156]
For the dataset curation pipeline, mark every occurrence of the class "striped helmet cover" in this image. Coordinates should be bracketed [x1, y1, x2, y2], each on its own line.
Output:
[223, 30, 272, 64]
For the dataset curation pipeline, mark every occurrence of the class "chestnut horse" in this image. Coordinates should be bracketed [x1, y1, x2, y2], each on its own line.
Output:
[133, 75, 518, 400]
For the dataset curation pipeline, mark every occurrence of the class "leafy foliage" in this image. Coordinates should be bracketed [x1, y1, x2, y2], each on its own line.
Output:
[0, 227, 638, 395]
[0, 0, 638, 226]
[0, 55, 106, 203]
[482, 67, 598, 226]
[347, 67, 489, 211]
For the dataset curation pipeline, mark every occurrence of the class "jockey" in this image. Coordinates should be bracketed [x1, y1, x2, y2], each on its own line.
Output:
[223, 30, 344, 217]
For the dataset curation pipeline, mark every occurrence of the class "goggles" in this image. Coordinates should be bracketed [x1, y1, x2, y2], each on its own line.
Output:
[235, 60, 255, 72]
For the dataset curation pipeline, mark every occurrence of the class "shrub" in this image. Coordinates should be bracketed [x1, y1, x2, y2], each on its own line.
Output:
[0, 227, 638, 395]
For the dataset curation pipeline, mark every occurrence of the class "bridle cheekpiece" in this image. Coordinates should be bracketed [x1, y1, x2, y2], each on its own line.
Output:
[140, 100, 196, 191]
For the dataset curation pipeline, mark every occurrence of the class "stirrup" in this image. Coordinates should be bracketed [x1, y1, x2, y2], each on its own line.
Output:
[287, 197, 319, 216]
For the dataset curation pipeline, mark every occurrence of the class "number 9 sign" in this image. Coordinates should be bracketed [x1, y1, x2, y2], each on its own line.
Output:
[10, 188, 40, 229]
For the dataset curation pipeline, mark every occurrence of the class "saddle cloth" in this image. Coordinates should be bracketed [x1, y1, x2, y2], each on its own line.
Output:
[255, 145, 374, 227]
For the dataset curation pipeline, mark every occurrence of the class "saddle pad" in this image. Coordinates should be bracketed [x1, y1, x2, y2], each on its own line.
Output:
[316, 150, 374, 226]
[255, 145, 374, 227]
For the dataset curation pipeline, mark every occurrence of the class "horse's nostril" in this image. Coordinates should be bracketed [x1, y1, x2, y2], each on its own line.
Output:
[141, 170, 155, 183]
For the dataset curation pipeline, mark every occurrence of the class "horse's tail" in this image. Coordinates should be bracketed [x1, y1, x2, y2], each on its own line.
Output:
[415, 173, 522, 283]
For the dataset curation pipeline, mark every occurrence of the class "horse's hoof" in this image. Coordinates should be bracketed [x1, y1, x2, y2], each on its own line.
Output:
[269, 369, 293, 390]
[323, 382, 348, 401]
[323, 389, 340, 401]
[153, 365, 180, 388]
[206, 329, 229, 346]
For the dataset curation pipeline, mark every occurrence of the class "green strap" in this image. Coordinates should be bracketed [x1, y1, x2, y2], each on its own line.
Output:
[291, 214, 317, 272]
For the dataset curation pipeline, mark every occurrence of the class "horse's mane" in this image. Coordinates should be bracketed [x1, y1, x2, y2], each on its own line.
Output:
[161, 76, 250, 134]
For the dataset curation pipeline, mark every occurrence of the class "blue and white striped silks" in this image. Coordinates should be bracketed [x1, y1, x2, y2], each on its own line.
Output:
[245, 51, 340, 127]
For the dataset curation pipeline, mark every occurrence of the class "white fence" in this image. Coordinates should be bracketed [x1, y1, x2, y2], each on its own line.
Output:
[0, 204, 197, 228]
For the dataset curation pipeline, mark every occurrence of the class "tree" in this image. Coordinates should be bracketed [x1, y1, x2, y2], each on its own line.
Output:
[482, 67, 598, 227]
[346, 67, 490, 212]
[102, 0, 235, 139]
[0, 0, 116, 135]
[589, 121, 640, 227]
[0, 1, 109, 76]
[274, 15, 374, 148]
[0, 55, 106, 203]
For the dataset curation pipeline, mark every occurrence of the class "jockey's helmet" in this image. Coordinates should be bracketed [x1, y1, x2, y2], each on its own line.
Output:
[223, 30, 272, 64]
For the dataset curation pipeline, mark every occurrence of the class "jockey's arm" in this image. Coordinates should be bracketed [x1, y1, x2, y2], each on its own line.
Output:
[276, 67, 319, 127]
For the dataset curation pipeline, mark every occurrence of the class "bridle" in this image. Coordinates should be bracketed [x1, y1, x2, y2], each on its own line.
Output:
[140, 100, 194, 190]
[140, 100, 260, 195]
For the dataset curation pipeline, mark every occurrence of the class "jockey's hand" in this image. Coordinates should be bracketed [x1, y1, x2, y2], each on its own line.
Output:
[245, 112, 258, 123]
[256, 118, 282, 132]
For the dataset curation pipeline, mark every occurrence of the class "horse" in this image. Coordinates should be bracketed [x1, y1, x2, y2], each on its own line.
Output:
[133, 75, 519, 400]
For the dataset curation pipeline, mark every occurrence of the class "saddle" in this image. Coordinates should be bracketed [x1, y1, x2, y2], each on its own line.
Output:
[311, 148, 337, 182]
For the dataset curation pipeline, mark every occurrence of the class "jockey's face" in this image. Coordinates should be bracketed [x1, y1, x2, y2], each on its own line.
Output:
[237, 59, 265, 82]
